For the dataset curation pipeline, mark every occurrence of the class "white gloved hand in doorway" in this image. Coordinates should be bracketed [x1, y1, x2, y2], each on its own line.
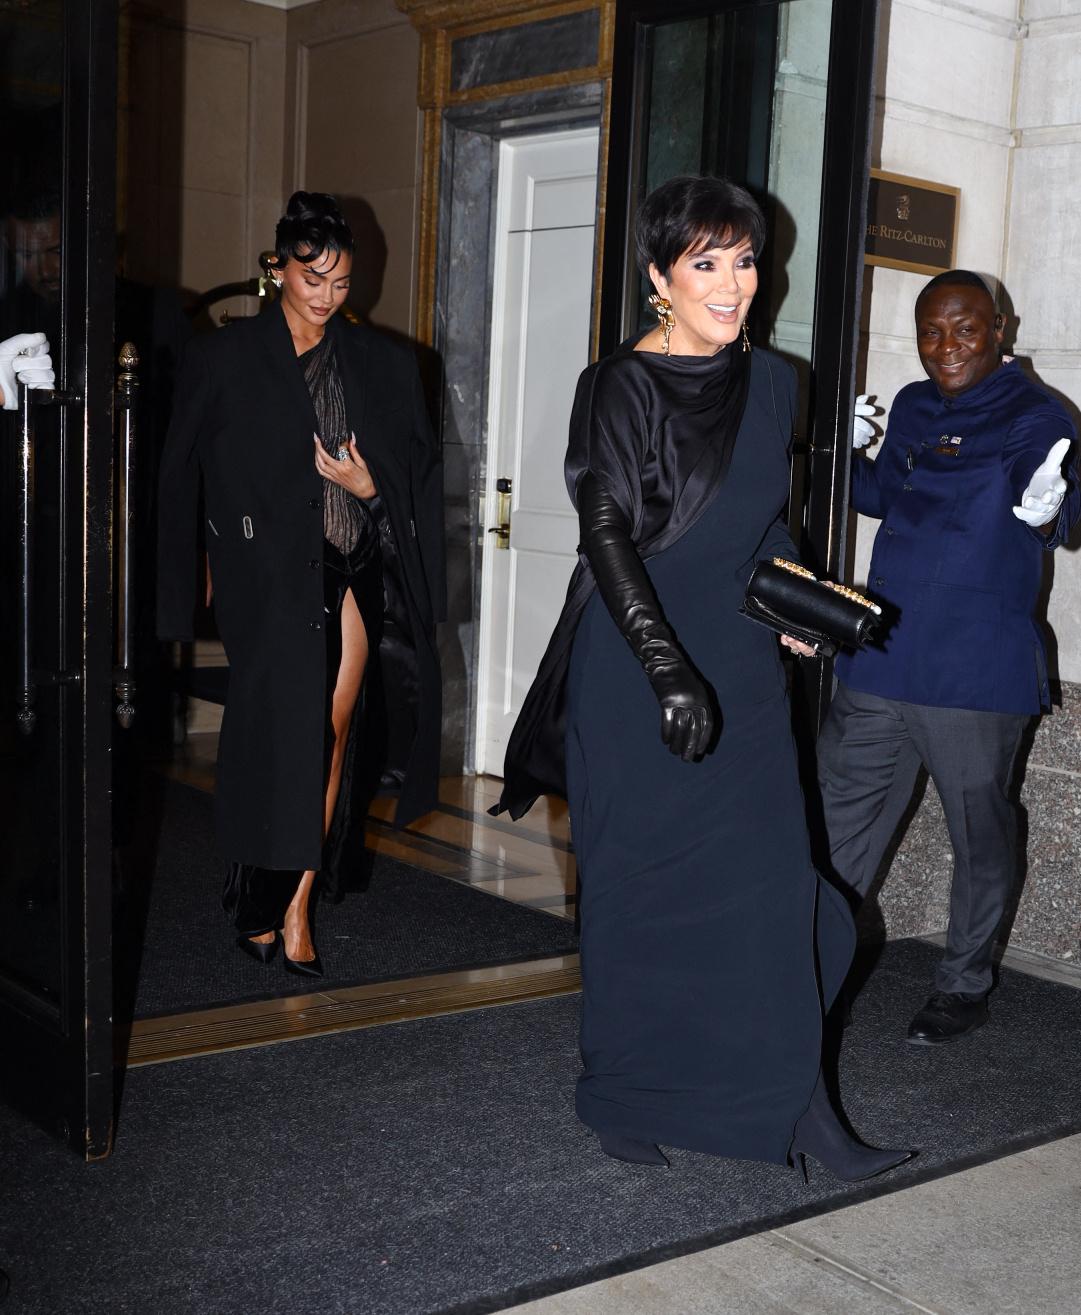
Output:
[0, 332, 55, 410]
[853, 394, 880, 449]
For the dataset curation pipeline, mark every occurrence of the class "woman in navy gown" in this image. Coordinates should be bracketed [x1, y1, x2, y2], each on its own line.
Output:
[495, 176, 911, 1178]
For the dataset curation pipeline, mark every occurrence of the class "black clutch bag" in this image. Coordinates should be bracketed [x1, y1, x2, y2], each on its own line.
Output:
[740, 558, 883, 659]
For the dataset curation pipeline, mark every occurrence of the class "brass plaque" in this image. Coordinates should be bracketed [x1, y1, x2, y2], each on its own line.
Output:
[865, 169, 959, 277]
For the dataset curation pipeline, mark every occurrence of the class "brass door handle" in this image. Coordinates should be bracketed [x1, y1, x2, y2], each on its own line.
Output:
[488, 476, 512, 550]
[15, 384, 82, 734]
[16, 385, 38, 734]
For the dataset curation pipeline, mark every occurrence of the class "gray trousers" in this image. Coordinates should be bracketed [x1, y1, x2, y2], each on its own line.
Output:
[817, 683, 1028, 996]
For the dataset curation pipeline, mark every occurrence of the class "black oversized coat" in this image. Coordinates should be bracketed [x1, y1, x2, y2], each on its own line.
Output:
[156, 304, 445, 870]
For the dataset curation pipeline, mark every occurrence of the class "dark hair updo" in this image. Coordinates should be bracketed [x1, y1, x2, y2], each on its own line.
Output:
[273, 191, 354, 271]
[635, 175, 766, 278]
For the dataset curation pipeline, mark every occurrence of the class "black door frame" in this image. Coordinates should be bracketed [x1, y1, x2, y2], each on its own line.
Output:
[599, 0, 880, 730]
[0, 0, 118, 1160]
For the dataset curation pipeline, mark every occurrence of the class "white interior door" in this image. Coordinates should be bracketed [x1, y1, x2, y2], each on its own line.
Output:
[476, 126, 599, 776]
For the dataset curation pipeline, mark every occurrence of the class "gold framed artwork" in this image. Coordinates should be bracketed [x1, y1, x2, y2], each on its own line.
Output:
[865, 169, 959, 277]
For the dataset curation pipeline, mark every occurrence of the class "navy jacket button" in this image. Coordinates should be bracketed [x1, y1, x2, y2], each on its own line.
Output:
[309, 497, 321, 509]
[310, 621, 322, 631]
[903, 482, 913, 491]
[309, 558, 320, 569]
[886, 527, 895, 536]
[874, 576, 885, 586]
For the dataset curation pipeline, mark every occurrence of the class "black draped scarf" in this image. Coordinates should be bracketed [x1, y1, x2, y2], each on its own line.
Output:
[493, 335, 752, 819]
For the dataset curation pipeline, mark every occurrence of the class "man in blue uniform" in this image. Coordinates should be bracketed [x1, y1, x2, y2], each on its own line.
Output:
[819, 269, 1078, 1044]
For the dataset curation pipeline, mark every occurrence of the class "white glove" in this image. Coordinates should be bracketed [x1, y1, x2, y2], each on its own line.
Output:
[853, 394, 880, 449]
[0, 332, 54, 411]
[1012, 437, 1071, 528]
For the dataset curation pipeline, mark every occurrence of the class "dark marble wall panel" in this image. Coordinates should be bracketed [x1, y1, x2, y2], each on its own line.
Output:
[433, 84, 603, 772]
[434, 126, 498, 772]
[450, 11, 600, 93]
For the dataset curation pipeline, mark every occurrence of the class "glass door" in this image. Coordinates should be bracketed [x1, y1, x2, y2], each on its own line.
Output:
[0, 0, 117, 1158]
[601, 0, 879, 728]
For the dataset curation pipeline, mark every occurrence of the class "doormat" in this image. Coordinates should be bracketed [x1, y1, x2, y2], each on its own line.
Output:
[4, 939, 1081, 1315]
[118, 780, 577, 1017]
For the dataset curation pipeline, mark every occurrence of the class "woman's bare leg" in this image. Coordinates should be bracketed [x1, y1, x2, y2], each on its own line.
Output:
[281, 586, 369, 962]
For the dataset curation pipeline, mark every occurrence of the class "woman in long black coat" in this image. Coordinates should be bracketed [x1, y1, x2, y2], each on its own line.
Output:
[157, 192, 444, 974]
[497, 176, 910, 1180]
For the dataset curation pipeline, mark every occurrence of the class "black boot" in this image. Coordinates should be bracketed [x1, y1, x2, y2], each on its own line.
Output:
[791, 1072, 914, 1183]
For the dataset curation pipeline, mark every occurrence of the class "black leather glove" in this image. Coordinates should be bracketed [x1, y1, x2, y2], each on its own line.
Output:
[577, 472, 714, 760]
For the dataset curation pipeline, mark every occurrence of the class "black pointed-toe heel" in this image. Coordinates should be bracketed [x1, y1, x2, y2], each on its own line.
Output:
[236, 931, 280, 965]
[283, 946, 324, 979]
[791, 1142, 913, 1185]
[791, 1072, 915, 1184]
[598, 1132, 669, 1167]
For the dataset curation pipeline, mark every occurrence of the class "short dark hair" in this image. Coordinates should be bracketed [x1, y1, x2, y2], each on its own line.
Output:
[273, 191, 354, 271]
[915, 269, 994, 312]
[635, 175, 766, 278]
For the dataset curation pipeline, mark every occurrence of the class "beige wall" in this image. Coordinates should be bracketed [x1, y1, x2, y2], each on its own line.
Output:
[120, 0, 422, 337]
[284, 0, 422, 337]
[120, 0, 287, 320]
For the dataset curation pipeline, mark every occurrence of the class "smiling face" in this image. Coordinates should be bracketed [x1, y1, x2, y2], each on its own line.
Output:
[915, 284, 1003, 397]
[277, 245, 352, 333]
[649, 235, 758, 356]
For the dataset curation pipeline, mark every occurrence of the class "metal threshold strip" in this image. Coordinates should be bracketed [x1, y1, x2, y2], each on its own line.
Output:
[118, 954, 581, 1067]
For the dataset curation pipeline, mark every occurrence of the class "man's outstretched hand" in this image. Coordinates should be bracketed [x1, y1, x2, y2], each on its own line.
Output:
[1013, 437, 1071, 528]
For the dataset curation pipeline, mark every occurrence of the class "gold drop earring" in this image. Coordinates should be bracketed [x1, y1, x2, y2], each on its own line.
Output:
[648, 293, 676, 355]
[741, 320, 751, 353]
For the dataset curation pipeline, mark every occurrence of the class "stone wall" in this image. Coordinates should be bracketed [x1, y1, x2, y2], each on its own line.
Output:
[864, 682, 1081, 965]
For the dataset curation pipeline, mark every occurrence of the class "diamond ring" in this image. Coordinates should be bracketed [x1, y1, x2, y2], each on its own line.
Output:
[335, 446, 350, 462]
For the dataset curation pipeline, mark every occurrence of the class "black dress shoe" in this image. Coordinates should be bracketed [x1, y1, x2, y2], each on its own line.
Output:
[907, 991, 988, 1045]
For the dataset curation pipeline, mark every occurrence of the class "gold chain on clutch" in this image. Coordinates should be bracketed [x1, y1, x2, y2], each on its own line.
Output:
[771, 557, 817, 580]
[771, 557, 880, 612]
[822, 580, 878, 609]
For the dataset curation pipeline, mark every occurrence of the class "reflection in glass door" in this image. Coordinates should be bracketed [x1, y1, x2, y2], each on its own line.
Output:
[0, 0, 66, 1010]
[0, 0, 117, 1158]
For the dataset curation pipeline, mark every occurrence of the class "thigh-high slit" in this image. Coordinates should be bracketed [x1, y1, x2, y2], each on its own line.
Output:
[223, 538, 383, 934]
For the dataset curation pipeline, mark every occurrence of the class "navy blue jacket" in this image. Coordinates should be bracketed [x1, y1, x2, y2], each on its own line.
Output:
[835, 360, 1078, 714]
